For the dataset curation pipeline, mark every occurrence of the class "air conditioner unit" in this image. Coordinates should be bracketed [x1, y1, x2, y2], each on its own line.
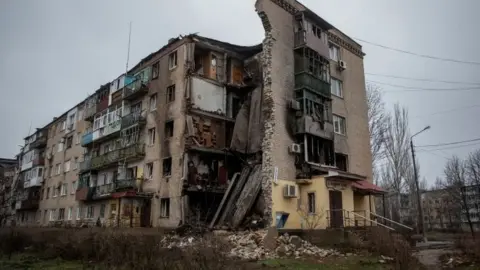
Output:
[288, 99, 301, 111]
[288, 143, 302, 154]
[283, 184, 297, 198]
[338, 60, 347, 71]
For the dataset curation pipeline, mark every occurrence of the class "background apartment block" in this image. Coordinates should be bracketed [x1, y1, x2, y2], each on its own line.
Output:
[0, 158, 18, 226]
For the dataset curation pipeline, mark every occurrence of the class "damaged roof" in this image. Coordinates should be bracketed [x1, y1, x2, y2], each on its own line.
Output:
[129, 33, 262, 73]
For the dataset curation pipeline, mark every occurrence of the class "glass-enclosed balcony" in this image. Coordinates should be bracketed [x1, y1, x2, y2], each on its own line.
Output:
[295, 72, 330, 99]
[121, 111, 147, 129]
[123, 80, 149, 101]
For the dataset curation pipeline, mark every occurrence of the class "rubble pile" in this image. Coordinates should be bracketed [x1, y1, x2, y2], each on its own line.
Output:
[158, 230, 340, 261]
[227, 231, 339, 260]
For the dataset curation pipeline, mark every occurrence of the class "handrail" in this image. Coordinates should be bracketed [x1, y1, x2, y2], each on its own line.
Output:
[349, 211, 395, 231]
[370, 212, 414, 231]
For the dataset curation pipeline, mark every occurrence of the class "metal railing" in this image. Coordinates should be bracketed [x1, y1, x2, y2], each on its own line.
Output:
[123, 80, 148, 98]
[370, 212, 414, 231]
[121, 111, 146, 129]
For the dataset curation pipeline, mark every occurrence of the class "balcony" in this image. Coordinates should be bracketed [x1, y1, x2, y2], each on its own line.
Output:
[82, 143, 146, 172]
[84, 105, 96, 121]
[121, 112, 147, 129]
[92, 183, 114, 200]
[81, 131, 93, 146]
[296, 115, 334, 140]
[32, 156, 45, 167]
[23, 176, 43, 188]
[294, 31, 329, 59]
[15, 189, 40, 210]
[30, 136, 47, 149]
[123, 80, 148, 101]
[115, 178, 139, 191]
[295, 72, 331, 99]
[76, 187, 95, 201]
[96, 98, 109, 114]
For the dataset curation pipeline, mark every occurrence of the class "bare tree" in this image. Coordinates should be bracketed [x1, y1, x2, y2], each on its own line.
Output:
[380, 104, 412, 222]
[440, 156, 475, 237]
[0, 166, 17, 226]
[366, 83, 389, 184]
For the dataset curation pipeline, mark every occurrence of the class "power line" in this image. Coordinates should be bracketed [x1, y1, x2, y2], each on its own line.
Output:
[417, 141, 480, 152]
[416, 137, 480, 148]
[367, 80, 480, 92]
[354, 37, 480, 66]
[412, 104, 480, 118]
[366, 73, 480, 86]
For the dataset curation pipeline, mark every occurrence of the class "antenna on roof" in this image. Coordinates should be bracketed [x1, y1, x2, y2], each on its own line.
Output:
[125, 21, 133, 75]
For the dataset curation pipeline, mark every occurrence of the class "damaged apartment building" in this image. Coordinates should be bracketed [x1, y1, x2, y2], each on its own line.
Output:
[12, 0, 383, 230]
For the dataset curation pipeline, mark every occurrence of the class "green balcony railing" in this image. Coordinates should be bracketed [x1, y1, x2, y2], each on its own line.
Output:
[123, 80, 148, 99]
[295, 72, 331, 98]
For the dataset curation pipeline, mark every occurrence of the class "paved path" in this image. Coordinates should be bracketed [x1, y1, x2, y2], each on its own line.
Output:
[413, 241, 457, 268]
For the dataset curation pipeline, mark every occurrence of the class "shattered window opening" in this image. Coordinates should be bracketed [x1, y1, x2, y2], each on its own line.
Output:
[152, 61, 159, 79]
[166, 84, 175, 103]
[168, 51, 177, 70]
[160, 198, 170, 218]
[165, 121, 174, 138]
[163, 157, 172, 177]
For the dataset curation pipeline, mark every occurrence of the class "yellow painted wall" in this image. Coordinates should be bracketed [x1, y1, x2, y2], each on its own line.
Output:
[271, 176, 371, 229]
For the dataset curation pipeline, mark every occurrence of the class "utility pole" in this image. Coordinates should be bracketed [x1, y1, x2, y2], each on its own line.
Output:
[410, 125, 430, 242]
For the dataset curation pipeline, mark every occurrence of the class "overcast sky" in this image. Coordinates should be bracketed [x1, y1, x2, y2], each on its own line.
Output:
[1, 0, 479, 186]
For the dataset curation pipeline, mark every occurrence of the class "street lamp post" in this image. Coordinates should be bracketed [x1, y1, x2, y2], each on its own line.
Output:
[410, 125, 430, 242]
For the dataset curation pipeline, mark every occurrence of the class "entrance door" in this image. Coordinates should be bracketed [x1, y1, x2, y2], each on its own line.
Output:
[140, 199, 152, 227]
[329, 190, 344, 228]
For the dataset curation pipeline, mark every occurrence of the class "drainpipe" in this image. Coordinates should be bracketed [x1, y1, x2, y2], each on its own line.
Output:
[369, 194, 372, 226]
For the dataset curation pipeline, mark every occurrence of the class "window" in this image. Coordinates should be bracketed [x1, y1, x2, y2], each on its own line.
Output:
[37, 167, 43, 177]
[152, 61, 159, 79]
[58, 141, 65, 152]
[64, 160, 71, 172]
[149, 94, 157, 111]
[329, 43, 340, 62]
[61, 121, 66, 131]
[168, 51, 177, 69]
[146, 163, 154, 179]
[335, 153, 348, 171]
[87, 206, 94, 219]
[46, 187, 50, 199]
[77, 109, 84, 121]
[58, 208, 65, 220]
[74, 157, 78, 170]
[331, 78, 343, 98]
[71, 181, 76, 194]
[165, 121, 174, 138]
[166, 84, 175, 103]
[160, 198, 170, 218]
[333, 115, 346, 135]
[67, 207, 73, 220]
[61, 183, 67, 196]
[100, 204, 106, 218]
[49, 209, 57, 221]
[163, 158, 172, 177]
[307, 193, 316, 214]
[76, 132, 81, 144]
[55, 164, 61, 175]
[66, 136, 73, 148]
[49, 166, 53, 177]
[148, 128, 156, 145]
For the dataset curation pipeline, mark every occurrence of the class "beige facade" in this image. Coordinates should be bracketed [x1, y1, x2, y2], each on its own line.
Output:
[38, 104, 87, 225]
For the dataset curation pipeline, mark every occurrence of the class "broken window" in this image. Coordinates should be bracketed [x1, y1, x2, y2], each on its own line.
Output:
[160, 198, 170, 218]
[163, 158, 172, 177]
[329, 43, 340, 62]
[165, 121, 174, 138]
[149, 94, 157, 111]
[145, 163, 153, 179]
[307, 193, 316, 214]
[66, 136, 73, 149]
[335, 153, 348, 172]
[148, 128, 156, 145]
[121, 126, 140, 146]
[168, 51, 177, 69]
[295, 48, 330, 83]
[152, 61, 159, 79]
[305, 134, 334, 166]
[166, 84, 175, 103]
[58, 208, 65, 220]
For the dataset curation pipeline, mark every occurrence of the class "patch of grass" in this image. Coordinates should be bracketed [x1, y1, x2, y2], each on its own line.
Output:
[0, 254, 86, 270]
[261, 255, 392, 270]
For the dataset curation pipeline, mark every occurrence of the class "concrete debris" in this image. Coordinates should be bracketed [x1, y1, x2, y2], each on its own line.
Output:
[159, 230, 340, 261]
[226, 231, 340, 260]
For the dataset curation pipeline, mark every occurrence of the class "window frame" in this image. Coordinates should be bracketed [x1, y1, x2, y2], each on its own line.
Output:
[307, 192, 316, 214]
[148, 128, 156, 145]
[331, 77, 343, 98]
[166, 84, 176, 103]
[329, 43, 340, 62]
[149, 94, 157, 111]
[333, 114, 347, 135]
[152, 61, 160, 79]
[168, 51, 178, 70]
[160, 198, 170, 218]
